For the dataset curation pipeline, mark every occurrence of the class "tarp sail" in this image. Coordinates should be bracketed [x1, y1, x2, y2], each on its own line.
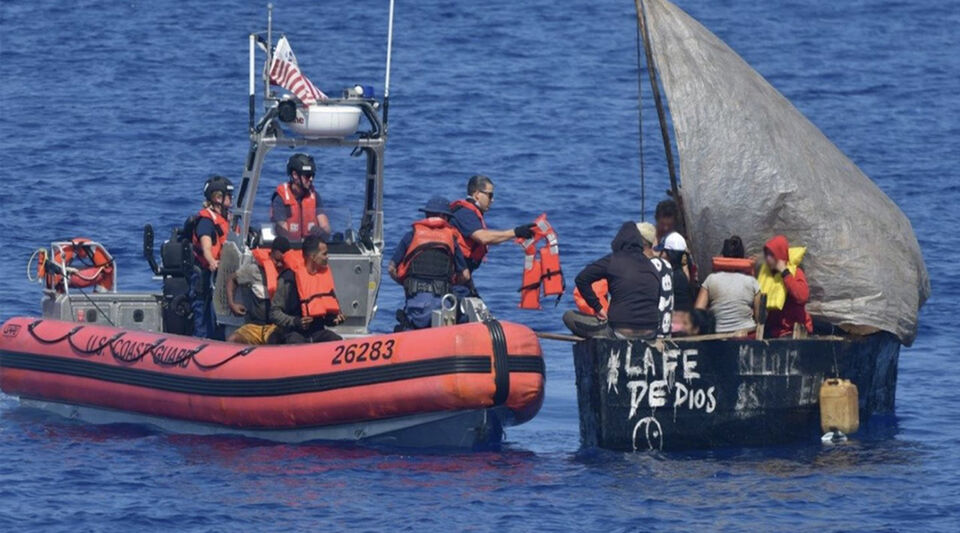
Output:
[640, 0, 930, 345]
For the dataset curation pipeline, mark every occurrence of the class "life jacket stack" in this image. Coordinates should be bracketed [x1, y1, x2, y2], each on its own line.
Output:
[34, 238, 116, 293]
[711, 257, 756, 276]
[517, 214, 565, 310]
[282, 250, 340, 318]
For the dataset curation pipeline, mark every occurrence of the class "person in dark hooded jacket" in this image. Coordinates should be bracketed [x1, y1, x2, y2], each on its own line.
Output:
[563, 222, 669, 339]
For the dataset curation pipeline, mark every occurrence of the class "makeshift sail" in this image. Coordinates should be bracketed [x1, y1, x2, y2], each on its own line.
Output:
[638, 0, 929, 344]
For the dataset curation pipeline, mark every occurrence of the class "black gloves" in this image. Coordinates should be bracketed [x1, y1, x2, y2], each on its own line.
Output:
[514, 224, 536, 239]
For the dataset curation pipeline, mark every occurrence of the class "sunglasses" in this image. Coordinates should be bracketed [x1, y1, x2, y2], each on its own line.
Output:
[478, 190, 494, 200]
[300, 172, 315, 180]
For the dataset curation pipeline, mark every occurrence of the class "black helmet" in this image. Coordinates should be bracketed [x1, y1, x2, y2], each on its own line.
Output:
[203, 175, 234, 202]
[287, 153, 316, 176]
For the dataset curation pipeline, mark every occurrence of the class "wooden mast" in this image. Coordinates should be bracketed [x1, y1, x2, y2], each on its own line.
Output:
[635, 0, 688, 236]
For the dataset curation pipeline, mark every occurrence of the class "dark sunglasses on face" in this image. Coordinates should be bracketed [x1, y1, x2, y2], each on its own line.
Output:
[478, 190, 494, 200]
[300, 172, 315, 180]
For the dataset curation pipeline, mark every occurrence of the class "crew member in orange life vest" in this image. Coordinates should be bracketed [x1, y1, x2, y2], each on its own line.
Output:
[271, 153, 332, 243]
[448, 175, 536, 294]
[190, 175, 233, 339]
[388, 197, 470, 330]
[269, 235, 344, 344]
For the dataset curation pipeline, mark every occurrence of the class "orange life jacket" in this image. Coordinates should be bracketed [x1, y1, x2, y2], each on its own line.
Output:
[39, 238, 115, 293]
[272, 182, 319, 241]
[712, 256, 756, 276]
[449, 199, 488, 266]
[517, 214, 565, 310]
[251, 248, 279, 298]
[192, 207, 230, 269]
[395, 218, 458, 282]
[574, 280, 609, 316]
[283, 249, 340, 318]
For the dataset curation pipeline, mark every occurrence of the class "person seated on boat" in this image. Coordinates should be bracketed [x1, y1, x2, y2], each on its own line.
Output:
[448, 174, 536, 295]
[695, 236, 762, 336]
[189, 175, 234, 340]
[271, 153, 332, 245]
[563, 222, 673, 340]
[758, 235, 813, 338]
[675, 308, 716, 337]
[225, 236, 290, 345]
[654, 198, 697, 282]
[387, 196, 471, 330]
[659, 232, 693, 334]
[269, 235, 345, 344]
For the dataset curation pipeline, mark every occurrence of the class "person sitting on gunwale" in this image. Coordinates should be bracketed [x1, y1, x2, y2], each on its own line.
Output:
[563, 222, 673, 339]
[269, 236, 344, 344]
[758, 235, 813, 338]
[387, 197, 471, 330]
[658, 232, 693, 333]
[225, 236, 290, 345]
[695, 235, 761, 336]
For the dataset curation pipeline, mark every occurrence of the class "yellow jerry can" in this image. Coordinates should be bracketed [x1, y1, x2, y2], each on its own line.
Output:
[819, 378, 859, 434]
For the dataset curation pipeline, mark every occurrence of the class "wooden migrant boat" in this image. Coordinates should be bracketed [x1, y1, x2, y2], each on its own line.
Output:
[572, 0, 929, 451]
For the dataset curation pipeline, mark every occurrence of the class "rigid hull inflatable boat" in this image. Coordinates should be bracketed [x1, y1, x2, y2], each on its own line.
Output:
[0, 318, 544, 448]
[0, 9, 547, 448]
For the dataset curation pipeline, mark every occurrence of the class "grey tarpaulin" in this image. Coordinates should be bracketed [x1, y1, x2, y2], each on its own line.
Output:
[640, 0, 929, 345]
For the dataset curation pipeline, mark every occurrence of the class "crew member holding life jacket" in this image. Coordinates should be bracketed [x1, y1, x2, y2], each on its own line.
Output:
[387, 197, 470, 330]
[190, 175, 233, 339]
[271, 153, 332, 244]
[448, 175, 536, 293]
[269, 235, 344, 344]
[225, 236, 290, 345]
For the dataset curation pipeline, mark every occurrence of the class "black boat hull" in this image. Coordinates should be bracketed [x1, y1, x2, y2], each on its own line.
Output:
[573, 334, 900, 451]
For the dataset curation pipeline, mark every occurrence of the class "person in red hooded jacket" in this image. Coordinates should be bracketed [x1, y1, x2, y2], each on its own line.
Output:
[762, 235, 813, 337]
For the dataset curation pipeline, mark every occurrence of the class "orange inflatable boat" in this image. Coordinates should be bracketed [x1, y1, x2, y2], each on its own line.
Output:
[0, 317, 544, 448]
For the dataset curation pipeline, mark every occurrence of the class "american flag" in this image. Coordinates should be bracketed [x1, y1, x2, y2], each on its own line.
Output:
[269, 36, 326, 105]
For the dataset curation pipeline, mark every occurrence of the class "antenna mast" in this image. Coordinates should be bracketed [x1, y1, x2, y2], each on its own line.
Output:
[383, 0, 395, 129]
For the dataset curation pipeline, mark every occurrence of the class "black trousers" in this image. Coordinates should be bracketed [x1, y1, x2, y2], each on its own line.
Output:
[281, 328, 343, 345]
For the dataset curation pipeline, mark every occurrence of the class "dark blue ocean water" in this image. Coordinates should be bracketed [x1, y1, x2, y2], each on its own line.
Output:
[1, 0, 958, 530]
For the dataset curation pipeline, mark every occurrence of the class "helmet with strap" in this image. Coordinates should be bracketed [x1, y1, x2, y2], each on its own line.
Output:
[203, 175, 234, 203]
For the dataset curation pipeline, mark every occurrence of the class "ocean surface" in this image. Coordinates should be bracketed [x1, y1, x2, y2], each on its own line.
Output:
[1, 0, 958, 530]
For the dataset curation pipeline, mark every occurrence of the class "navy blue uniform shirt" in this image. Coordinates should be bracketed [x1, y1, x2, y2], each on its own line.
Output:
[449, 201, 485, 271]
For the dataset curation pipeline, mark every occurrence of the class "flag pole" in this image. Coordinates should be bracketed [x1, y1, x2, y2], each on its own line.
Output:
[265, 3, 273, 100]
[248, 33, 256, 132]
[383, 0, 395, 130]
